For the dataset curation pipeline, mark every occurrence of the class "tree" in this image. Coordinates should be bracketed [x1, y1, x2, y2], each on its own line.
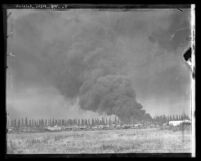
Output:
[87, 119, 90, 126]
[80, 119, 84, 126]
[55, 119, 57, 126]
[50, 119, 52, 126]
[109, 117, 112, 125]
[13, 119, 17, 128]
[185, 114, 190, 120]
[77, 119, 80, 126]
[42, 119, 44, 127]
[61, 119, 65, 126]
[58, 119, 62, 126]
[64, 119, 67, 126]
[85, 119, 88, 126]
[105, 118, 108, 125]
[25, 117, 28, 127]
[35, 120, 38, 127]
[59, 119, 62, 126]
[31, 119, 34, 127]
[17, 119, 21, 128]
[167, 115, 171, 121]
[38, 119, 41, 127]
[33, 120, 36, 127]
[114, 116, 118, 124]
[69, 119, 73, 126]
[101, 117, 104, 125]
[7, 118, 10, 127]
[43, 119, 45, 126]
[28, 119, 31, 127]
[21, 118, 24, 127]
[72, 119, 76, 125]
[10, 119, 13, 127]
[92, 118, 95, 126]
[95, 119, 98, 125]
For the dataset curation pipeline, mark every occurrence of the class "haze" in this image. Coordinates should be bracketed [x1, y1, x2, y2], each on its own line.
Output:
[6, 8, 192, 119]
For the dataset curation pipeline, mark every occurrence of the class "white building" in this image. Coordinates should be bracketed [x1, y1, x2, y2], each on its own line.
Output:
[46, 125, 62, 131]
[168, 120, 191, 127]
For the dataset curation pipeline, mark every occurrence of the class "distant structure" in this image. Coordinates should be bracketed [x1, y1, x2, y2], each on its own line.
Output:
[46, 125, 62, 131]
[168, 120, 191, 127]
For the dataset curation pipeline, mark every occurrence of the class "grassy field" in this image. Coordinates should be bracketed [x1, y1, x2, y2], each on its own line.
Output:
[7, 128, 192, 154]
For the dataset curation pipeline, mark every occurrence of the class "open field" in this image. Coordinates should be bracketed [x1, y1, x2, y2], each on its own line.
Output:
[7, 128, 192, 154]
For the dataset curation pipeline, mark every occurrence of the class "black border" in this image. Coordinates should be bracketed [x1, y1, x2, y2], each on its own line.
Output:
[1, 3, 196, 159]
[2, 4, 192, 9]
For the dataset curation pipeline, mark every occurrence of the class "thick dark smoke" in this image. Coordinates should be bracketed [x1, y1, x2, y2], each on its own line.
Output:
[79, 75, 150, 122]
[44, 49, 150, 121]
[9, 10, 191, 119]
[38, 35, 148, 121]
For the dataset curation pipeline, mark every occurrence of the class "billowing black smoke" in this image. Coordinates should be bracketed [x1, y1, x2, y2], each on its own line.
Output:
[10, 11, 152, 122]
[79, 75, 150, 122]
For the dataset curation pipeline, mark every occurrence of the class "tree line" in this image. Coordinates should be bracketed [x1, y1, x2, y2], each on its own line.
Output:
[152, 113, 190, 125]
[7, 117, 121, 128]
[7, 113, 190, 128]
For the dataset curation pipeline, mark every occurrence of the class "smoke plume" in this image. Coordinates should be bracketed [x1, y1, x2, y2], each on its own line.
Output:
[7, 10, 151, 122]
[7, 9, 190, 119]
[79, 75, 150, 122]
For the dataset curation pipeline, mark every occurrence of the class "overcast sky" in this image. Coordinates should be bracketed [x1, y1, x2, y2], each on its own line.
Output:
[6, 8, 192, 119]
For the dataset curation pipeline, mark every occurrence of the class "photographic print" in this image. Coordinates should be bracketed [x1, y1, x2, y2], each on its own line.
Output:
[5, 4, 195, 156]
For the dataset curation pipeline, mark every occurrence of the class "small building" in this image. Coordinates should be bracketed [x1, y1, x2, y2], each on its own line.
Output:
[121, 124, 132, 129]
[134, 123, 143, 128]
[46, 125, 62, 131]
[168, 120, 191, 127]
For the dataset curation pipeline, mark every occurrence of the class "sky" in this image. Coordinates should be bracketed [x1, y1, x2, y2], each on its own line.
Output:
[6, 8, 192, 119]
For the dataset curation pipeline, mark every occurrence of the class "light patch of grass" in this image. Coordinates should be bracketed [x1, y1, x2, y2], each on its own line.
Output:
[7, 128, 192, 154]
